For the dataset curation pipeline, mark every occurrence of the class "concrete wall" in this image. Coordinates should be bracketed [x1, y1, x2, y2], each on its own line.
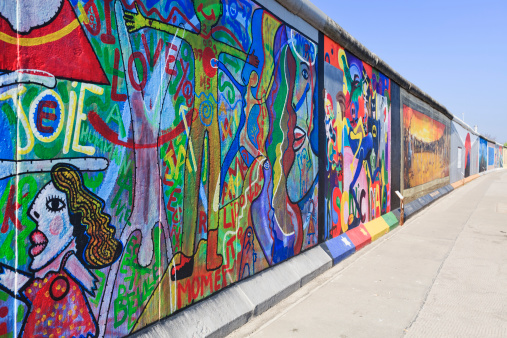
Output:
[495, 144, 503, 168]
[450, 120, 479, 183]
[0, 0, 504, 337]
[480, 137, 488, 172]
[323, 36, 391, 239]
[0, 1, 319, 336]
[400, 89, 451, 202]
[488, 142, 496, 170]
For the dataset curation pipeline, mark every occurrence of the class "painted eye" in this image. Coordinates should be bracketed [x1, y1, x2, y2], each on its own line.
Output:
[302, 69, 309, 80]
[46, 197, 65, 212]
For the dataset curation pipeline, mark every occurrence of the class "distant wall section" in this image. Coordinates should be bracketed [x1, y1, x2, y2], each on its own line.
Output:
[400, 89, 450, 202]
[450, 121, 479, 183]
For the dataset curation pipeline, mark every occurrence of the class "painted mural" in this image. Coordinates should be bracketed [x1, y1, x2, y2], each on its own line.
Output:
[323, 36, 391, 238]
[403, 105, 449, 189]
[450, 121, 479, 183]
[499, 146, 503, 168]
[0, 0, 318, 336]
[479, 138, 488, 172]
[495, 144, 500, 168]
[488, 143, 495, 170]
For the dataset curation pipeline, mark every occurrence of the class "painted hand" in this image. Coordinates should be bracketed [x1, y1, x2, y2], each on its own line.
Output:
[124, 3, 149, 33]
[247, 52, 259, 67]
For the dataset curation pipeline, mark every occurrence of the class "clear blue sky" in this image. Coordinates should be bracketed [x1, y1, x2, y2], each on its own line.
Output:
[310, 0, 507, 144]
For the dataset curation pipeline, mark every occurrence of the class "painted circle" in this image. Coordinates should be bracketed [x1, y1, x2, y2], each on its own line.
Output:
[29, 89, 65, 143]
[199, 100, 214, 127]
[49, 275, 70, 301]
[182, 81, 193, 101]
[202, 47, 217, 78]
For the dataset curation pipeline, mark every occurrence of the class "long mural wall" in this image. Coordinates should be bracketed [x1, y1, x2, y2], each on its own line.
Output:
[0, 1, 504, 337]
[0, 0, 319, 336]
[323, 36, 391, 239]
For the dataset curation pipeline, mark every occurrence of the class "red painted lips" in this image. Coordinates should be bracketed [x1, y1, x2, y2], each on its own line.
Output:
[30, 230, 48, 257]
[293, 126, 306, 151]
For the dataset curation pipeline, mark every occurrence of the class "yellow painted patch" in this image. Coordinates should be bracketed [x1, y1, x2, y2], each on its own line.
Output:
[363, 217, 389, 241]
[451, 181, 464, 189]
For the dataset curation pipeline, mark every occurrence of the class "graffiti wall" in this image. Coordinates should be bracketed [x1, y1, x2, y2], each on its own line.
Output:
[499, 145, 503, 168]
[488, 142, 495, 170]
[450, 121, 479, 183]
[322, 36, 391, 238]
[0, 0, 319, 336]
[402, 94, 450, 195]
[495, 144, 502, 168]
[504, 147, 507, 168]
[400, 90, 450, 200]
[479, 138, 488, 172]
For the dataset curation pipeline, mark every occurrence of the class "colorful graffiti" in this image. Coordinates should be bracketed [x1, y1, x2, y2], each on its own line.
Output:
[479, 138, 488, 172]
[450, 121, 479, 183]
[323, 36, 391, 238]
[403, 105, 449, 189]
[488, 143, 495, 169]
[0, 0, 318, 336]
[495, 144, 500, 168]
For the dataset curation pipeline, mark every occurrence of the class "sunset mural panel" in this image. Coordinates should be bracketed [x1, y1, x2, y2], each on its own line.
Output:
[403, 105, 449, 189]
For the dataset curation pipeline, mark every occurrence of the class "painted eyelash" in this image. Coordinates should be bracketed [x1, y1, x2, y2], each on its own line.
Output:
[45, 195, 62, 203]
[45, 195, 66, 212]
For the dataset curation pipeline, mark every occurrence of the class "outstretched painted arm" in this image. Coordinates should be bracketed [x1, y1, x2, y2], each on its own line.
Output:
[220, 44, 260, 67]
[0, 264, 31, 297]
[124, 3, 191, 38]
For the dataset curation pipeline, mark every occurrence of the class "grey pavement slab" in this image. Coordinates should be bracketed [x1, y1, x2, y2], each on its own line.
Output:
[228, 170, 507, 338]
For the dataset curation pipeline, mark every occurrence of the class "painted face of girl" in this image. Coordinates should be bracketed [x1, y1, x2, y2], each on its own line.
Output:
[287, 53, 318, 202]
[27, 181, 74, 271]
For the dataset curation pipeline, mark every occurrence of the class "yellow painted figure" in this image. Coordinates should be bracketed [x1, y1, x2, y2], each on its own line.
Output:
[124, 0, 259, 278]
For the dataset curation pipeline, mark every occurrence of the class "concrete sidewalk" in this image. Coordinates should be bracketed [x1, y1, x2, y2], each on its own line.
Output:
[228, 170, 507, 337]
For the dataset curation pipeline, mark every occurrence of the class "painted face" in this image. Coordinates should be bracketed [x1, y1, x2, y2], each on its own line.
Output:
[194, 0, 222, 35]
[0, 0, 63, 33]
[28, 181, 74, 271]
[287, 39, 318, 202]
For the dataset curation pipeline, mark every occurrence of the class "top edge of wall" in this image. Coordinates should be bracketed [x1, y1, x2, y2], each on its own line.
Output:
[452, 116, 479, 136]
[273, 0, 454, 118]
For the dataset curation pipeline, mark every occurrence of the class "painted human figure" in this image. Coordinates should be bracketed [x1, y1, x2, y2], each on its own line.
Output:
[341, 57, 375, 227]
[0, 164, 122, 337]
[124, 0, 259, 278]
[214, 59, 266, 199]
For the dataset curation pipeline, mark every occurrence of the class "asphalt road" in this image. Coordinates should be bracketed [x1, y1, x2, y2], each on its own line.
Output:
[228, 170, 507, 337]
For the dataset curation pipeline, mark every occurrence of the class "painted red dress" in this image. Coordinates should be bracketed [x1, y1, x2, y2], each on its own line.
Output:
[22, 253, 97, 338]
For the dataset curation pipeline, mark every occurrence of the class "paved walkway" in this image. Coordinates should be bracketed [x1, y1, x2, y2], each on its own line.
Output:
[228, 170, 507, 337]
